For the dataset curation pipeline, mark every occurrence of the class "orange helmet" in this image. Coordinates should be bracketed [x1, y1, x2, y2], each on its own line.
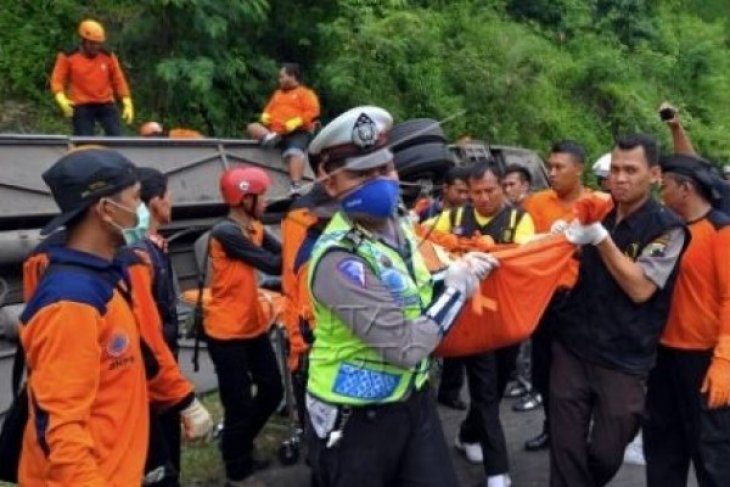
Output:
[219, 167, 271, 206]
[78, 19, 106, 43]
[140, 121, 164, 137]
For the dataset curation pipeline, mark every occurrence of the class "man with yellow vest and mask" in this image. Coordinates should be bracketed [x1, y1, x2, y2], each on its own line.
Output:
[305, 106, 499, 487]
[51, 19, 134, 136]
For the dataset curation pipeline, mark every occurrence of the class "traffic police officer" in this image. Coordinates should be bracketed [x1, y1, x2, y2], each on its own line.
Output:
[305, 106, 498, 487]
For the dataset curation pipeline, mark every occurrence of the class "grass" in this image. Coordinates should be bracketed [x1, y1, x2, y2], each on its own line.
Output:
[181, 391, 291, 486]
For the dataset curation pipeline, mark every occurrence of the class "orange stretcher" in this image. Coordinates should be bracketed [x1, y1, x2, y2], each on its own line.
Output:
[415, 193, 613, 356]
[181, 288, 286, 328]
[433, 235, 576, 356]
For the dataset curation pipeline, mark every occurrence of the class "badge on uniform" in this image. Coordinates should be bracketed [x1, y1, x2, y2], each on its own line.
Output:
[352, 113, 378, 148]
[337, 258, 366, 287]
[644, 234, 670, 258]
[380, 267, 407, 293]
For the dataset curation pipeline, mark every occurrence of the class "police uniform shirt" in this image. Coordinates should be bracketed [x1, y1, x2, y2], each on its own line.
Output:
[311, 220, 442, 369]
[633, 227, 685, 289]
[559, 199, 687, 374]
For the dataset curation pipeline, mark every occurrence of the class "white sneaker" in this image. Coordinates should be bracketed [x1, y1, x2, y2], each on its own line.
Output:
[623, 433, 646, 466]
[486, 474, 512, 487]
[454, 436, 484, 464]
[261, 132, 281, 148]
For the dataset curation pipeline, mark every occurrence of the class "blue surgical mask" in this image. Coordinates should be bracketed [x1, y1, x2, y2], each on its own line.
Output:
[341, 178, 400, 220]
[106, 200, 151, 245]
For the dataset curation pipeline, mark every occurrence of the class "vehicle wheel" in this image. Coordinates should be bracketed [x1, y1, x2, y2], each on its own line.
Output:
[390, 119, 447, 152]
[394, 142, 455, 182]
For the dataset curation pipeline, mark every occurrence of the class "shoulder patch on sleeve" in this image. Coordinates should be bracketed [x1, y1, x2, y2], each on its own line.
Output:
[336, 258, 367, 288]
[644, 233, 671, 258]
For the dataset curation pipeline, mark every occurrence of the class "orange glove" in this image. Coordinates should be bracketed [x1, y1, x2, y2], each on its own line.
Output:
[701, 357, 730, 409]
[574, 193, 614, 225]
[466, 234, 496, 252]
[288, 351, 302, 372]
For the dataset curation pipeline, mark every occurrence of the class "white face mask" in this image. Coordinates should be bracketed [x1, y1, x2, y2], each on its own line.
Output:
[104, 199, 151, 245]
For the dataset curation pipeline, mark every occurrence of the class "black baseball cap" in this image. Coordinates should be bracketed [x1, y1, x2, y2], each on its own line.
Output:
[41, 147, 138, 235]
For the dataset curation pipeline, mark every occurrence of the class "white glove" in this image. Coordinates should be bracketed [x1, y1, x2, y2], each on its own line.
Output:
[408, 210, 420, 225]
[181, 397, 214, 440]
[565, 221, 609, 246]
[550, 219, 570, 235]
[444, 259, 480, 298]
[463, 252, 500, 280]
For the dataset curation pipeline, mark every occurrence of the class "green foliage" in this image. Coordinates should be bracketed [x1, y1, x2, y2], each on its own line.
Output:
[2, 0, 730, 164]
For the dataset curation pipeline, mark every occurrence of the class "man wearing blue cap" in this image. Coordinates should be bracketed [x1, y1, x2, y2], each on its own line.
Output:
[17, 148, 210, 486]
[304, 106, 499, 487]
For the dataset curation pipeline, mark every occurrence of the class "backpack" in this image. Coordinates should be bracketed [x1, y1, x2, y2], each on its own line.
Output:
[190, 231, 212, 372]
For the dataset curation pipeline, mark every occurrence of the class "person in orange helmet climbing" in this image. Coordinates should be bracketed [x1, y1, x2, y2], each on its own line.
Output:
[50, 19, 134, 136]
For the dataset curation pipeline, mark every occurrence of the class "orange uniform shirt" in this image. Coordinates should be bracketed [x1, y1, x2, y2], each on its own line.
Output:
[205, 219, 283, 340]
[50, 48, 130, 105]
[122, 248, 194, 407]
[24, 238, 195, 410]
[263, 85, 320, 134]
[168, 128, 203, 139]
[523, 188, 595, 288]
[661, 211, 730, 350]
[281, 209, 318, 369]
[19, 248, 148, 486]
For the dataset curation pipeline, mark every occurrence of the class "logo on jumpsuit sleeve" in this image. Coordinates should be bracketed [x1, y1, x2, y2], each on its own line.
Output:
[337, 258, 366, 287]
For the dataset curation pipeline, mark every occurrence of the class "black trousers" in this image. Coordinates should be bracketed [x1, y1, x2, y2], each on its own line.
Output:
[549, 341, 645, 487]
[292, 358, 309, 430]
[496, 343, 521, 396]
[459, 351, 509, 476]
[307, 386, 459, 487]
[72, 102, 121, 136]
[644, 346, 730, 487]
[206, 334, 283, 481]
[437, 357, 465, 402]
[531, 292, 569, 433]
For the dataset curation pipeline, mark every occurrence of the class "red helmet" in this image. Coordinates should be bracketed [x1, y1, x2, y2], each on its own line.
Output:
[219, 167, 271, 206]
